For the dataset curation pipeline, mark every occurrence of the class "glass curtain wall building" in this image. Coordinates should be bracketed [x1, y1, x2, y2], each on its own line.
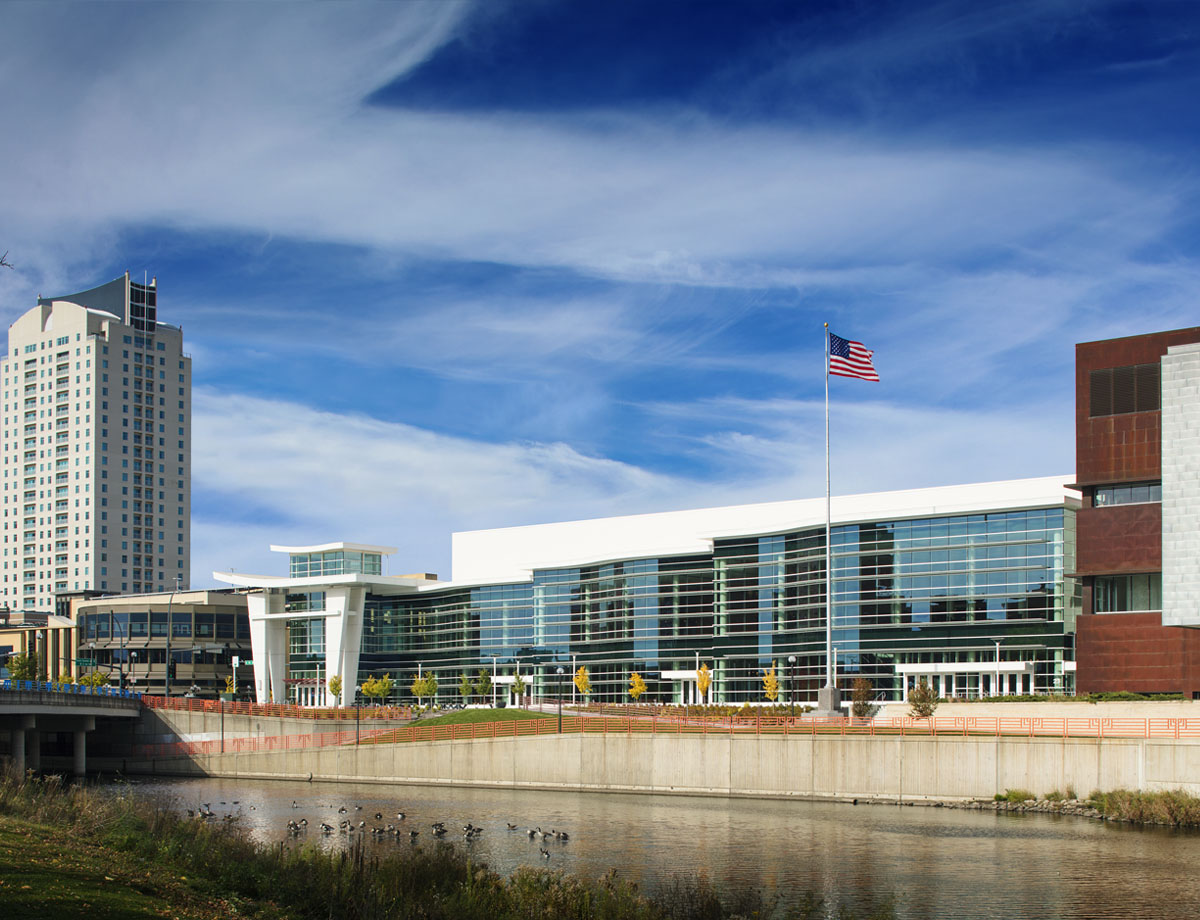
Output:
[360, 504, 1076, 704]
[221, 478, 1078, 707]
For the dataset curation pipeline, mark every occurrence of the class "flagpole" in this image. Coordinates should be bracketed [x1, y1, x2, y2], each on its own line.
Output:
[824, 322, 833, 690]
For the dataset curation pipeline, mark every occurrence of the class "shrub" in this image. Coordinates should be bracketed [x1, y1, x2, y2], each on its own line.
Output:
[907, 680, 938, 718]
[994, 789, 1035, 803]
[851, 678, 874, 719]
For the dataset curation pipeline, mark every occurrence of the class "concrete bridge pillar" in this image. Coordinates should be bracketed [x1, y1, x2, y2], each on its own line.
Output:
[25, 728, 40, 772]
[72, 717, 95, 777]
[8, 715, 34, 777]
[73, 730, 87, 777]
[8, 728, 24, 776]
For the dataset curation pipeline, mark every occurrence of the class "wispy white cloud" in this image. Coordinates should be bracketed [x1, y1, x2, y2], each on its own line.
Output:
[191, 386, 1071, 587]
[191, 388, 687, 583]
[0, 3, 1188, 297]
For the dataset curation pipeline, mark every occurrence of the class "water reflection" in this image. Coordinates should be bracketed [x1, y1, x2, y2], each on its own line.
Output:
[123, 776, 1200, 919]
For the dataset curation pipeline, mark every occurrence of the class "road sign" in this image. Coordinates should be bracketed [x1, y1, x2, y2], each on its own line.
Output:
[75, 657, 96, 667]
[232, 655, 239, 669]
[242, 660, 254, 666]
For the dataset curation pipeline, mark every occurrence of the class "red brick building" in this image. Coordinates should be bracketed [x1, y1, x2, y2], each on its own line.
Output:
[1072, 327, 1200, 697]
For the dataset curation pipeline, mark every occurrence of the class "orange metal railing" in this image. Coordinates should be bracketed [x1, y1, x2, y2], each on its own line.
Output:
[140, 694, 412, 722]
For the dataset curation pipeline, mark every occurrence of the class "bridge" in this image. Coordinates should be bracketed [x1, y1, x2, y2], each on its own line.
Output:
[0, 679, 142, 776]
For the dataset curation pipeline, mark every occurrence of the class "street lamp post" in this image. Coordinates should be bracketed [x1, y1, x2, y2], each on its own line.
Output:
[993, 639, 1003, 699]
[130, 651, 138, 689]
[556, 666, 564, 732]
[355, 686, 361, 745]
[164, 574, 182, 697]
[787, 655, 796, 720]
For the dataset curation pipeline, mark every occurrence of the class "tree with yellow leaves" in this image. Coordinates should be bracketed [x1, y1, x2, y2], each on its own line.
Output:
[696, 663, 712, 704]
[573, 665, 592, 698]
[761, 663, 779, 702]
[362, 673, 395, 704]
[629, 671, 647, 702]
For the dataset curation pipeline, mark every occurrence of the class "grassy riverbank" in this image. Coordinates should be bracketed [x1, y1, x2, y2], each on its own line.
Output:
[0, 775, 895, 920]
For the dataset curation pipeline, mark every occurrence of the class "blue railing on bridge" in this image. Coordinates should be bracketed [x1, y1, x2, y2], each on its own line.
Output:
[0, 678, 142, 701]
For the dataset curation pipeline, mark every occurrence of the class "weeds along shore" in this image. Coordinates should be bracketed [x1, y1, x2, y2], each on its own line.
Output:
[0, 775, 897, 920]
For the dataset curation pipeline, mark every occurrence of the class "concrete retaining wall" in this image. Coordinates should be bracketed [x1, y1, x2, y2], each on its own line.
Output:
[118, 732, 1200, 801]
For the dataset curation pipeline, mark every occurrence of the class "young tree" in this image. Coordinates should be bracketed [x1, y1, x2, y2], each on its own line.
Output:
[79, 670, 109, 691]
[422, 672, 438, 703]
[328, 674, 343, 706]
[761, 664, 779, 702]
[907, 679, 939, 718]
[573, 666, 592, 698]
[511, 671, 526, 705]
[6, 651, 39, 682]
[629, 671, 647, 702]
[474, 668, 492, 703]
[459, 671, 474, 705]
[362, 673, 395, 704]
[697, 663, 712, 704]
[851, 677, 874, 719]
[409, 672, 425, 706]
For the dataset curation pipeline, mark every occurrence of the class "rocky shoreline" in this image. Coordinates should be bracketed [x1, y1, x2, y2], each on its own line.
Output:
[924, 797, 1106, 820]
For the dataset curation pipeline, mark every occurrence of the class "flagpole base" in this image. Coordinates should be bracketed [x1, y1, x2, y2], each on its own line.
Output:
[810, 685, 843, 719]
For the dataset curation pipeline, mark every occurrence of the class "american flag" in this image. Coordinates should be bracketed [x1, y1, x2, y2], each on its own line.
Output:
[828, 332, 879, 381]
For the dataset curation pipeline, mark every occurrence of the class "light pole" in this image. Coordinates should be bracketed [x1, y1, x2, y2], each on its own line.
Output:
[787, 655, 796, 720]
[130, 651, 138, 689]
[556, 666, 564, 732]
[112, 615, 127, 689]
[571, 653, 577, 708]
[993, 639, 1003, 699]
[355, 685, 361, 745]
[164, 574, 182, 697]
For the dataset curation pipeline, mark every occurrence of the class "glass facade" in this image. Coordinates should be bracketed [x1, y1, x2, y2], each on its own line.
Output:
[356, 506, 1078, 704]
[290, 551, 381, 578]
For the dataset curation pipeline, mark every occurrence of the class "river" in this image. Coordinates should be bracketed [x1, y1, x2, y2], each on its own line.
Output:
[123, 775, 1200, 919]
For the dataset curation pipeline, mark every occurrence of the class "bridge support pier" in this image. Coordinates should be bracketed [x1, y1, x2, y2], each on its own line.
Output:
[73, 729, 87, 776]
[25, 728, 40, 772]
[8, 715, 34, 777]
[72, 717, 95, 777]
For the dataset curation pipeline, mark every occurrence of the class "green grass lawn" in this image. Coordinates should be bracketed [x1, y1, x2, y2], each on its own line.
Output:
[0, 816, 286, 920]
[413, 707, 552, 727]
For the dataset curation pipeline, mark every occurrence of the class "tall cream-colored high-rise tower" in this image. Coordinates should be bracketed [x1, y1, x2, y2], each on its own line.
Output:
[1, 273, 190, 613]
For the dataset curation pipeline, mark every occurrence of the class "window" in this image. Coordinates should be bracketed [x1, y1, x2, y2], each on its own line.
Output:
[1094, 573, 1162, 612]
[1089, 363, 1159, 416]
[285, 590, 326, 613]
[1094, 482, 1162, 506]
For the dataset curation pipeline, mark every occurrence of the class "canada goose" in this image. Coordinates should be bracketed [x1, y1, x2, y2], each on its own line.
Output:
[338, 806, 347, 814]
[539, 848, 551, 859]
[396, 812, 406, 820]
[292, 800, 299, 808]
[409, 829, 420, 838]
[375, 812, 383, 820]
[320, 823, 334, 834]
[507, 823, 519, 830]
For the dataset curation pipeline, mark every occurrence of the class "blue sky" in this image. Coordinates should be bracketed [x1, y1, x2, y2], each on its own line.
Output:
[2, 0, 1199, 585]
